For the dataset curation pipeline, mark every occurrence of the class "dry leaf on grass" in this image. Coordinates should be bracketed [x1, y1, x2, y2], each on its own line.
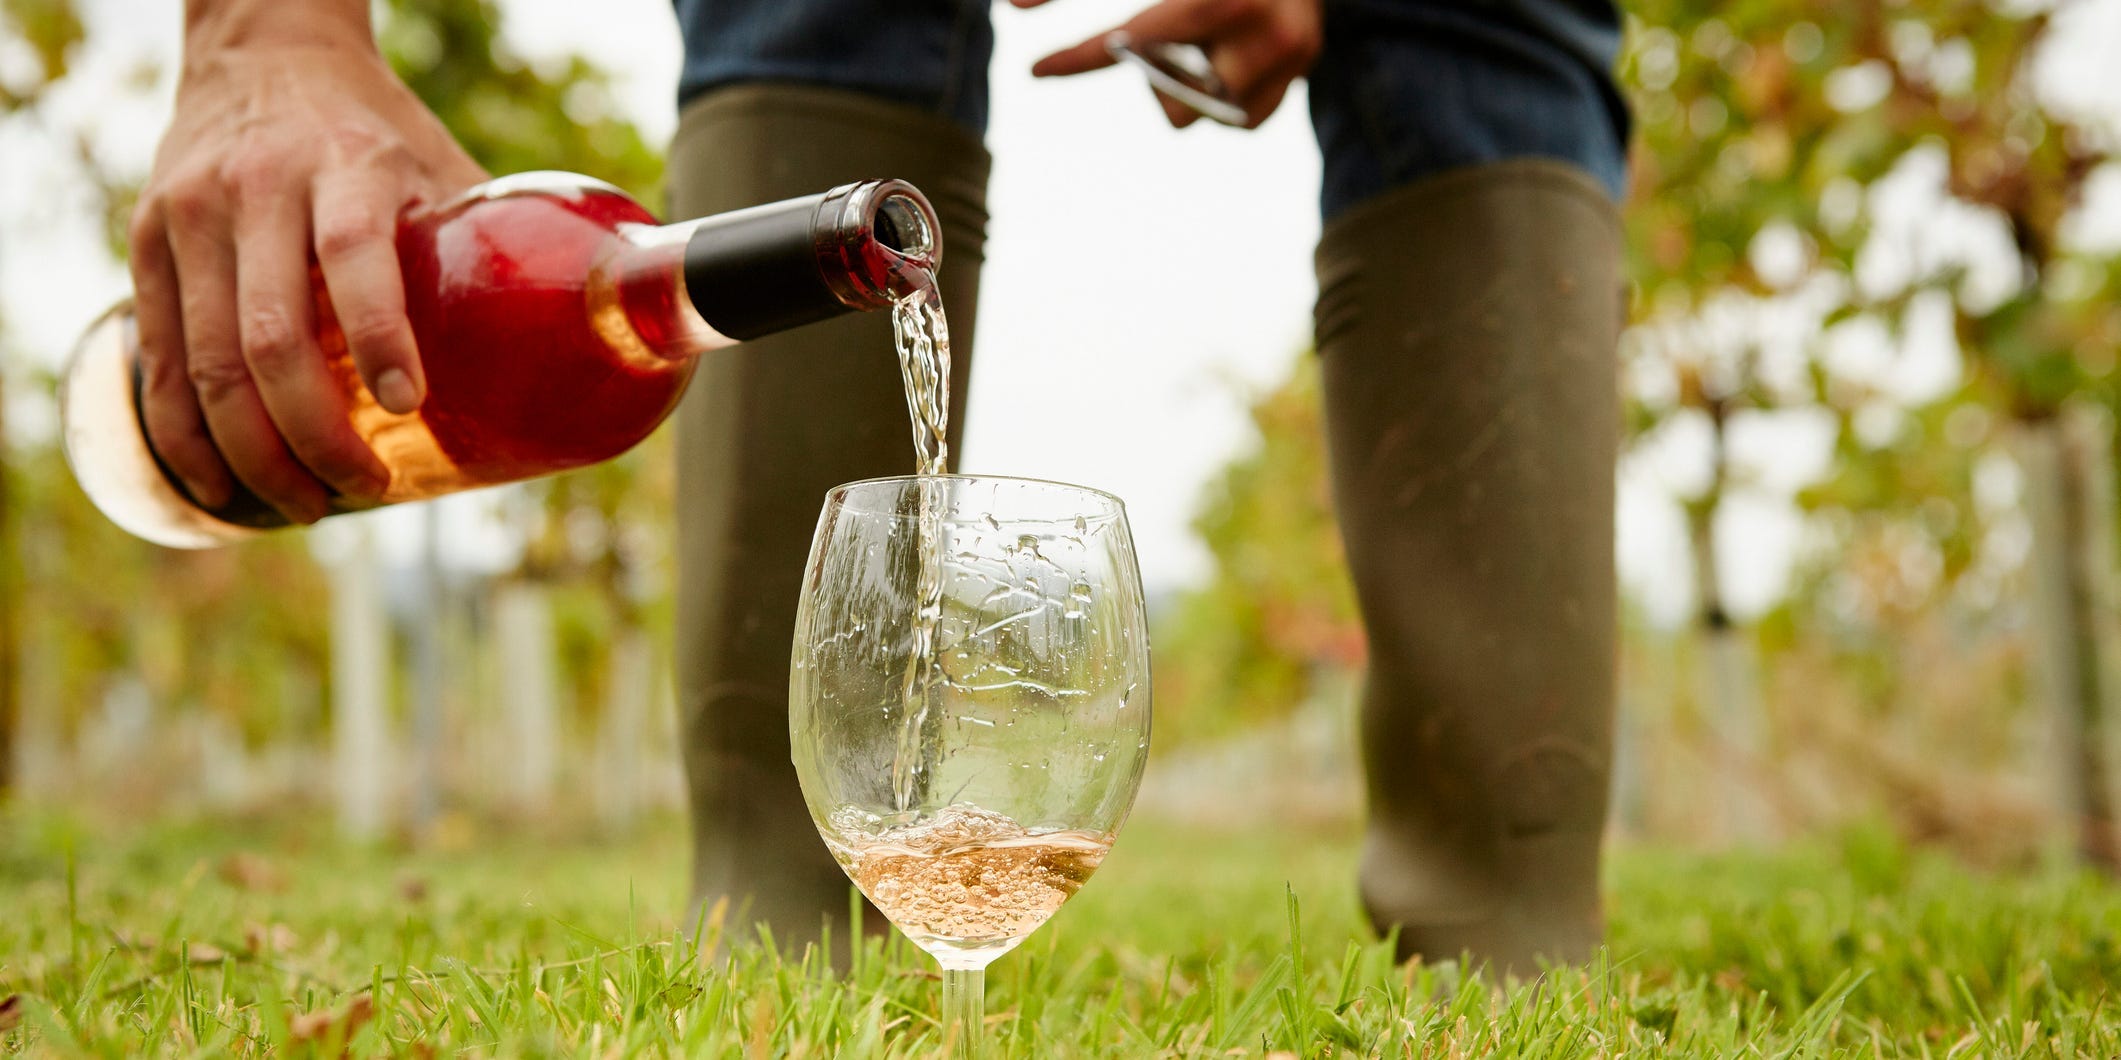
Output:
[291, 993, 374, 1046]
[397, 875, 430, 902]
[217, 852, 289, 893]
[242, 922, 299, 955]
[183, 942, 227, 964]
[0, 994, 24, 1033]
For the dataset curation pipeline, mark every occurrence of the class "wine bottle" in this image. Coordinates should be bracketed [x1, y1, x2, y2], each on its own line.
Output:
[60, 172, 941, 548]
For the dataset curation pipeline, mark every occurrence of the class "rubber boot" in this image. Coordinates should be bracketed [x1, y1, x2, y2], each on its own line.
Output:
[1314, 160, 1622, 976]
[666, 84, 989, 952]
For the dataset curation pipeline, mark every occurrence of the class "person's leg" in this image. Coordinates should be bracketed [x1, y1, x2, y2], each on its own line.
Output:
[1307, 0, 1628, 974]
[666, 0, 992, 952]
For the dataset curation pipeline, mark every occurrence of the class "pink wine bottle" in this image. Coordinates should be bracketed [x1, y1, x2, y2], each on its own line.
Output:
[62, 173, 941, 548]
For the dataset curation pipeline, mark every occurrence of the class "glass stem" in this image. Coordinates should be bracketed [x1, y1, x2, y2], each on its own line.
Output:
[940, 966, 984, 1058]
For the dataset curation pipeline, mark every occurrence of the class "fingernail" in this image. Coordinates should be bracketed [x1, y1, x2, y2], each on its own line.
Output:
[375, 368, 420, 414]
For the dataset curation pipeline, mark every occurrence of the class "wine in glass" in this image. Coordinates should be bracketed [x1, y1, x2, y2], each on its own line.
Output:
[790, 474, 1152, 1056]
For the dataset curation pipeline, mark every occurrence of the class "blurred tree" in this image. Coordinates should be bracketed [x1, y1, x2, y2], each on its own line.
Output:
[1152, 355, 1363, 744]
[377, 0, 662, 206]
[1625, 0, 2121, 866]
[365, 0, 673, 824]
[0, 0, 88, 796]
[1827, 1, 2118, 871]
[1620, 0, 1924, 838]
[0, 348, 13, 795]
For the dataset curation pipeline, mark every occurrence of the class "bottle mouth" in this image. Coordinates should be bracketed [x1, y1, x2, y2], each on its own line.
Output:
[871, 193, 935, 261]
[815, 179, 943, 307]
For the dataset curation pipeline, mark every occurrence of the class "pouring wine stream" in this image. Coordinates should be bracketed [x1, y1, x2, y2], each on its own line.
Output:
[891, 278, 952, 814]
[793, 200, 1149, 1059]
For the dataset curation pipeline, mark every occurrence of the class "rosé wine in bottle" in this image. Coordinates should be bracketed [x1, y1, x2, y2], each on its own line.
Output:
[61, 172, 941, 548]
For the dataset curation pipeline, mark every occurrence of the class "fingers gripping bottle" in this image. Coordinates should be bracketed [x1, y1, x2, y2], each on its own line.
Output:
[61, 173, 941, 548]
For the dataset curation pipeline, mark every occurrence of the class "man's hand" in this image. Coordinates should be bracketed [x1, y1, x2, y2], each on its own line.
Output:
[130, 2, 486, 523]
[1017, 0, 1322, 129]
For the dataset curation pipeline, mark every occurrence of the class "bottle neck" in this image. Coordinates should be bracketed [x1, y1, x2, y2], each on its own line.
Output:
[590, 179, 943, 364]
[588, 222, 725, 367]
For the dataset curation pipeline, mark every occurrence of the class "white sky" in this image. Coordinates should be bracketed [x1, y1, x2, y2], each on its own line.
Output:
[7, 0, 2121, 622]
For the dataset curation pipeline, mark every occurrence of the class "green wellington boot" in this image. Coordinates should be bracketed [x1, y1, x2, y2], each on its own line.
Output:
[665, 84, 989, 952]
[1315, 160, 1623, 975]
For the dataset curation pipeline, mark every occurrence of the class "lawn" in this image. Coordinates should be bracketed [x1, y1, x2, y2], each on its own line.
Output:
[2, 808, 2117, 1056]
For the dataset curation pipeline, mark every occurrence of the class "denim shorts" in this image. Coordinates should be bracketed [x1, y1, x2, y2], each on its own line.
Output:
[673, 0, 1629, 221]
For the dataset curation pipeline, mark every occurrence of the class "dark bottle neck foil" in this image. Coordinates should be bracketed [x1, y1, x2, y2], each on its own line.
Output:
[681, 179, 942, 342]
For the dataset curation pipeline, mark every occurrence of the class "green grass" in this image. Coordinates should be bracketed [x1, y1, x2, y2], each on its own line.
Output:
[2, 809, 2117, 1056]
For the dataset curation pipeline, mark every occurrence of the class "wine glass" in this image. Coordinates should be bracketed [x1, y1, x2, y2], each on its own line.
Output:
[790, 474, 1152, 1056]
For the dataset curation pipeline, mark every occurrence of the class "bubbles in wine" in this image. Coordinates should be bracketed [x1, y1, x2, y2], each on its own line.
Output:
[826, 803, 1110, 954]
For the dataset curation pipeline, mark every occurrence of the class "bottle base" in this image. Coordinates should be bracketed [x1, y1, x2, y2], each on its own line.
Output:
[60, 302, 258, 549]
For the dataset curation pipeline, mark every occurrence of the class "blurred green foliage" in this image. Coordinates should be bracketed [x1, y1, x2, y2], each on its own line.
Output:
[1151, 357, 1361, 743]
[377, 0, 662, 209]
[372, 0, 679, 723]
[0, 0, 90, 789]
[0, 0, 81, 107]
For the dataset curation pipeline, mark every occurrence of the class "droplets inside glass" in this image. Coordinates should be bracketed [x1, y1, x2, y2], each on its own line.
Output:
[790, 474, 1152, 1055]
